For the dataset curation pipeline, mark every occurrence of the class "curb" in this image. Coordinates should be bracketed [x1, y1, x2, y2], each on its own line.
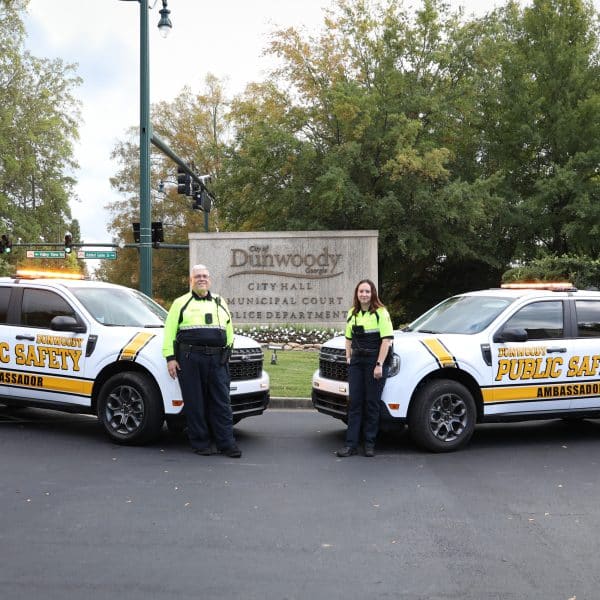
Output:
[268, 397, 313, 409]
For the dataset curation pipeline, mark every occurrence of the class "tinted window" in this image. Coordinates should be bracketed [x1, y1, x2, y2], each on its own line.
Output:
[503, 301, 564, 340]
[575, 300, 600, 337]
[0, 287, 10, 323]
[21, 289, 77, 329]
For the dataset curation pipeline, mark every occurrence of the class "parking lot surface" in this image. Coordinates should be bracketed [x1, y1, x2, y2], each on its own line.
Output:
[1, 406, 599, 599]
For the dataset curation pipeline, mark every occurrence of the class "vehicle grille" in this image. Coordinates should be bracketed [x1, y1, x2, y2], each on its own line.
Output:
[312, 389, 348, 420]
[230, 347, 263, 380]
[231, 391, 270, 415]
[319, 347, 347, 381]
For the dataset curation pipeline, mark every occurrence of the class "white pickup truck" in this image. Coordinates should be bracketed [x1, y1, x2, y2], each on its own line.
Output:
[0, 271, 269, 444]
[313, 283, 600, 451]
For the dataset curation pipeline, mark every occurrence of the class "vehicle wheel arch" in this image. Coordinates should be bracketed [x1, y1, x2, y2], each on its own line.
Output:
[407, 372, 479, 452]
[91, 361, 162, 414]
[408, 368, 483, 423]
[94, 362, 165, 445]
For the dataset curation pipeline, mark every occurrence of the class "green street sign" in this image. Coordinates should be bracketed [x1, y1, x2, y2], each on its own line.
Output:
[77, 250, 117, 260]
[26, 250, 65, 259]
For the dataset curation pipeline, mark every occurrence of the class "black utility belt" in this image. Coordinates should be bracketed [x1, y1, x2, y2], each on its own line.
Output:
[179, 343, 224, 355]
[352, 348, 378, 356]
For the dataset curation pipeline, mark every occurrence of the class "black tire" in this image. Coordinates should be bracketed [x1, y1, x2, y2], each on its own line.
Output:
[409, 379, 476, 452]
[97, 372, 164, 445]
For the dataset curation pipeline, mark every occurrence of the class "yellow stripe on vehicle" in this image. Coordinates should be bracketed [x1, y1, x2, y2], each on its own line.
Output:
[482, 385, 541, 403]
[482, 380, 600, 403]
[118, 332, 155, 361]
[0, 369, 93, 397]
[41, 373, 94, 396]
[421, 338, 457, 368]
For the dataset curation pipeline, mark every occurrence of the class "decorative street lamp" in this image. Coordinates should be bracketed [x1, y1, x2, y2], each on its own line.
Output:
[157, 0, 172, 37]
[121, 0, 172, 297]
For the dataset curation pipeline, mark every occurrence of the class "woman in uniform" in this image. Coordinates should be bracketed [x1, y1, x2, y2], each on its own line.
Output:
[336, 279, 394, 458]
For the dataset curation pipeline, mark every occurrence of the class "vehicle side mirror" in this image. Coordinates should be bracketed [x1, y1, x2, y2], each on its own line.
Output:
[50, 315, 87, 334]
[493, 327, 528, 343]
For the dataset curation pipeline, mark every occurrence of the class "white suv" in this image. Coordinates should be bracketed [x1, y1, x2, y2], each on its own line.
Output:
[0, 271, 269, 444]
[312, 283, 600, 452]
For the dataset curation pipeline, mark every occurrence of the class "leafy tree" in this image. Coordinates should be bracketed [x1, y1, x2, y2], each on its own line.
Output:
[219, 0, 510, 319]
[478, 0, 600, 259]
[503, 254, 600, 290]
[100, 76, 230, 304]
[0, 0, 82, 274]
[104, 0, 600, 318]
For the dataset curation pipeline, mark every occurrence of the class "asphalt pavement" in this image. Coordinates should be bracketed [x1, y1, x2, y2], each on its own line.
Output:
[1, 405, 600, 599]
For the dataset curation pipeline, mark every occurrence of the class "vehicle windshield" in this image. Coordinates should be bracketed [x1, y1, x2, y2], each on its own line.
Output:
[405, 295, 514, 334]
[70, 286, 167, 327]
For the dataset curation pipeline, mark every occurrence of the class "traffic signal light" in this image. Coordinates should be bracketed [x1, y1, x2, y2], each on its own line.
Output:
[192, 180, 201, 209]
[192, 190, 202, 210]
[132, 222, 164, 247]
[192, 189, 213, 212]
[177, 167, 191, 195]
[0, 234, 12, 254]
[64, 233, 73, 254]
[151, 222, 164, 249]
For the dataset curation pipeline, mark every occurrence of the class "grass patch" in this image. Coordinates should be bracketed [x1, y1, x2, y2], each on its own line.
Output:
[263, 349, 319, 398]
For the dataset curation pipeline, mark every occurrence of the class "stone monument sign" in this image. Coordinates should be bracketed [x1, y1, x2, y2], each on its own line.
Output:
[189, 231, 378, 327]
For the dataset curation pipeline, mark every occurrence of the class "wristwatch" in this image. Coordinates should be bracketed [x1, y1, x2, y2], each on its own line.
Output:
[376, 361, 382, 366]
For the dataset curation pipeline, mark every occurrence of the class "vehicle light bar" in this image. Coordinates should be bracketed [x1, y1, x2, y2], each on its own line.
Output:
[15, 269, 85, 280]
[501, 282, 576, 291]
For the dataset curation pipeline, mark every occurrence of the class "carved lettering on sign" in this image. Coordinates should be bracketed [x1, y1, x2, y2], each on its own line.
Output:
[229, 246, 343, 279]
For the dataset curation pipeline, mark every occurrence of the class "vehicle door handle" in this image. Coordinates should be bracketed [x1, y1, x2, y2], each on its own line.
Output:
[547, 347, 567, 353]
[16, 335, 35, 341]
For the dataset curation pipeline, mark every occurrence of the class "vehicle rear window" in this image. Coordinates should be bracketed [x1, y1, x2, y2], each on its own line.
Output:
[575, 300, 600, 337]
[503, 300, 564, 340]
[21, 289, 77, 329]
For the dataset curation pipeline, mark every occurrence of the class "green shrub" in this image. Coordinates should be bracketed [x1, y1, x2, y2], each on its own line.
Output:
[503, 255, 600, 290]
[234, 324, 343, 345]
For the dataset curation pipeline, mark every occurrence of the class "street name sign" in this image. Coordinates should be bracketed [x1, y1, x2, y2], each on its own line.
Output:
[77, 250, 117, 260]
[27, 250, 65, 259]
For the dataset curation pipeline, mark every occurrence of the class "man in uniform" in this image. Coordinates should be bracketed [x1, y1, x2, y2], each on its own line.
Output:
[163, 264, 241, 458]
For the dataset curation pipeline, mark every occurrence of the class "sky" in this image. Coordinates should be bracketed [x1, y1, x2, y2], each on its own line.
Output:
[23, 0, 513, 247]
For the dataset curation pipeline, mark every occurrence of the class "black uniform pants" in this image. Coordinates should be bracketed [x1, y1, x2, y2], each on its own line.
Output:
[176, 350, 235, 451]
[345, 355, 386, 448]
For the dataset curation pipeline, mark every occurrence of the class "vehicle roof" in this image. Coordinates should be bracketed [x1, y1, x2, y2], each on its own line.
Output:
[0, 276, 127, 290]
[460, 287, 600, 299]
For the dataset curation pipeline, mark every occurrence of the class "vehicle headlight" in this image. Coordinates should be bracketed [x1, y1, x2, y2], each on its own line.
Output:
[388, 354, 400, 377]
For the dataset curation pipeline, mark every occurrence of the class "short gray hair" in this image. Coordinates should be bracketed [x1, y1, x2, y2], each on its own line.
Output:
[190, 264, 210, 276]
